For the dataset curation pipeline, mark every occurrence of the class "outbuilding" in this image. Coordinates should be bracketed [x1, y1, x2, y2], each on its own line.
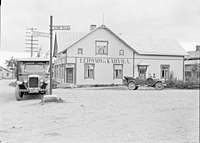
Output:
[0, 66, 15, 79]
[53, 25, 187, 86]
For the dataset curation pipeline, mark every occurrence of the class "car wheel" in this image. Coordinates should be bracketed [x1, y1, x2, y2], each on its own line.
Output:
[146, 78, 154, 86]
[15, 85, 24, 101]
[155, 82, 164, 90]
[128, 82, 136, 90]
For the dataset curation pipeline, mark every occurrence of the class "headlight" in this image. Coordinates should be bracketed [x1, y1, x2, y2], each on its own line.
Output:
[40, 78, 44, 83]
[24, 80, 28, 83]
[17, 81, 23, 85]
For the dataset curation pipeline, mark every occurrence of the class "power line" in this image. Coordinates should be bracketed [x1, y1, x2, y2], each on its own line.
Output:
[25, 28, 38, 57]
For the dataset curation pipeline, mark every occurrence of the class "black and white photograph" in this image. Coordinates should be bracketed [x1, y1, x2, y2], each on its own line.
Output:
[0, 0, 199, 142]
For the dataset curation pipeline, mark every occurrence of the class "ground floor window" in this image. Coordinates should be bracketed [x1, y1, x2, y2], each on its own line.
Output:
[113, 64, 123, 79]
[84, 64, 95, 79]
[138, 65, 148, 79]
[161, 65, 170, 79]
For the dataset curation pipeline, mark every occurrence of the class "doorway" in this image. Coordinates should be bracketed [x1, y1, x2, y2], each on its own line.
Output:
[66, 68, 73, 83]
[138, 65, 148, 79]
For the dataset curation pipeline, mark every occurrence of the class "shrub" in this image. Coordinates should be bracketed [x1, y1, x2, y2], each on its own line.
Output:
[165, 78, 200, 89]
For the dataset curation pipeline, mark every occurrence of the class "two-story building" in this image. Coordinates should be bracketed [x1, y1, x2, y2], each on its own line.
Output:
[53, 25, 187, 86]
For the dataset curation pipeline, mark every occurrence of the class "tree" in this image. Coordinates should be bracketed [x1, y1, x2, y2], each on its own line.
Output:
[5, 57, 18, 70]
[191, 63, 200, 80]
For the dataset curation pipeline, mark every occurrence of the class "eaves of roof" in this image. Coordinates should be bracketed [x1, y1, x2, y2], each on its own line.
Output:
[0, 66, 12, 72]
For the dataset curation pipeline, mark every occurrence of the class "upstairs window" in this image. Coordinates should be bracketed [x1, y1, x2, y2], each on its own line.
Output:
[113, 64, 123, 79]
[119, 50, 124, 56]
[161, 65, 170, 79]
[95, 41, 108, 55]
[78, 48, 83, 55]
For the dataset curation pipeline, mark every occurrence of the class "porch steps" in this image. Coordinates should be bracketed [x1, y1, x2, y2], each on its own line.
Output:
[56, 83, 77, 88]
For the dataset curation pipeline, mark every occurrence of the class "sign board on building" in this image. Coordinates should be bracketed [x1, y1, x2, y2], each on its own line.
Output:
[79, 58, 130, 64]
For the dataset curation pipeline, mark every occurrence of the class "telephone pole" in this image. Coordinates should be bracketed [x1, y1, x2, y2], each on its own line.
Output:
[49, 15, 70, 95]
[0, 0, 2, 50]
[25, 28, 38, 57]
[50, 16, 53, 95]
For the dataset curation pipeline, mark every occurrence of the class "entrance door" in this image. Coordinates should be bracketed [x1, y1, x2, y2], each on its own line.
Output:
[66, 68, 73, 83]
[138, 65, 148, 79]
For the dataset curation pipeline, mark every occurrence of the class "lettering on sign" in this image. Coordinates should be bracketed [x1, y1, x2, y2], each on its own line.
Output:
[53, 25, 71, 30]
[79, 58, 130, 64]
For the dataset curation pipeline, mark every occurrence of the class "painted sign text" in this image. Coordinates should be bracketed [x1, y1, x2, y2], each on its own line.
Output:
[79, 58, 130, 64]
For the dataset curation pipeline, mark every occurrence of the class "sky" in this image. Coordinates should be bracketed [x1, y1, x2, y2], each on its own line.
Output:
[1, 0, 200, 55]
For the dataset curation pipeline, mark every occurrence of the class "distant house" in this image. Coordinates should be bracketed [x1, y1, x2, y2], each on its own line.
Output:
[185, 46, 200, 80]
[53, 25, 187, 86]
[0, 66, 15, 79]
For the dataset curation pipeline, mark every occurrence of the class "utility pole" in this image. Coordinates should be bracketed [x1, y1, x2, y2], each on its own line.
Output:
[49, 16, 53, 95]
[25, 28, 38, 57]
[49, 15, 70, 95]
[0, 0, 2, 50]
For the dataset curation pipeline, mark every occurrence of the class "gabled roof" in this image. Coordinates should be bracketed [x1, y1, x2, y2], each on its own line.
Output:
[0, 66, 14, 72]
[56, 32, 87, 53]
[56, 25, 136, 54]
[56, 25, 187, 56]
[119, 35, 187, 56]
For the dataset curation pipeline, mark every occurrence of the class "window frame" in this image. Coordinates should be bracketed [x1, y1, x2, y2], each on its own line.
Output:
[119, 50, 124, 56]
[113, 64, 123, 79]
[84, 63, 95, 79]
[160, 65, 170, 79]
[95, 40, 108, 55]
[78, 48, 83, 55]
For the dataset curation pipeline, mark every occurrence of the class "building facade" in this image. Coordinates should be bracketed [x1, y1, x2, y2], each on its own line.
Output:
[0, 66, 15, 79]
[54, 25, 187, 86]
[185, 46, 200, 80]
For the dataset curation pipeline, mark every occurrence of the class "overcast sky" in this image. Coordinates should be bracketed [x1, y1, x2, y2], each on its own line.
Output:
[1, 0, 200, 54]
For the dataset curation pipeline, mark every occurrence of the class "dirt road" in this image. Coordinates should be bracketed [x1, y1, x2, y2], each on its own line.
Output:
[0, 79, 199, 143]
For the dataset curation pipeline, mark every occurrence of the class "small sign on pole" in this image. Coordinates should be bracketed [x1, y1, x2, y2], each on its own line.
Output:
[32, 31, 50, 38]
[52, 25, 70, 30]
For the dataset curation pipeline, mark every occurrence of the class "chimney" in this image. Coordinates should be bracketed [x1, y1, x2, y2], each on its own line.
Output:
[196, 45, 200, 51]
[90, 25, 96, 31]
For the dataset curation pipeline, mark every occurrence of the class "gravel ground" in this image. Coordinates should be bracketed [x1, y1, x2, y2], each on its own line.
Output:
[0, 79, 199, 143]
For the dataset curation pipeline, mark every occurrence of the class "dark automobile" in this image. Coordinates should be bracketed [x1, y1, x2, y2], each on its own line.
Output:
[123, 76, 165, 90]
[15, 58, 50, 101]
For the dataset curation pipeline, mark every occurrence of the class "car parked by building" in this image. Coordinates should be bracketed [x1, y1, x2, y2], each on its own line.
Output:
[123, 76, 165, 90]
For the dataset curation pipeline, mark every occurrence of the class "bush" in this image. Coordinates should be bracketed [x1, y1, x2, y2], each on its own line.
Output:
[165, 78, 200, 89]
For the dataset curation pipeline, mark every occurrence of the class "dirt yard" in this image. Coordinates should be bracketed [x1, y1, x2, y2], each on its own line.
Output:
[0, 79, 199, 143]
